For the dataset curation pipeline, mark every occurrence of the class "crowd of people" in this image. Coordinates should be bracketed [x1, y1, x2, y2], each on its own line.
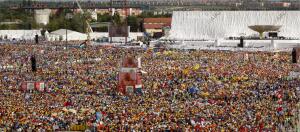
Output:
[0, 42, 299, 131]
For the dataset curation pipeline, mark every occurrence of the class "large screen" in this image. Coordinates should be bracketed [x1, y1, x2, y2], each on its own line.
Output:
[109, 24, 129, 37]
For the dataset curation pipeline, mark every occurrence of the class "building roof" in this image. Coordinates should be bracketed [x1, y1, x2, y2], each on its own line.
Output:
[144, 18, 171, 25]
[144, 24, 166, 29]
[143, 18, 172, 30]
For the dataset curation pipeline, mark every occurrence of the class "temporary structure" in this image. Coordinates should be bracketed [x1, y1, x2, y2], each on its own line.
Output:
[0, 30, 41, 40]
[49, 29, 88, 41]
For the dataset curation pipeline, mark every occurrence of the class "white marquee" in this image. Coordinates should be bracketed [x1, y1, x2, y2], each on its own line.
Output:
[170, 11, 300, 40]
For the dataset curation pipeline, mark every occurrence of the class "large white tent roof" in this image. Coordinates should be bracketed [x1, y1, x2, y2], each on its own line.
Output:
[47, 29, 144, 42]
[170, 11, 300, 40]
[51, 29, 85, 36]
[48, 29, 88, 41]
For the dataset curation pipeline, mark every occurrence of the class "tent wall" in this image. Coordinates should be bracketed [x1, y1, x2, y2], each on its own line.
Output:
[0, 30, 41, 40]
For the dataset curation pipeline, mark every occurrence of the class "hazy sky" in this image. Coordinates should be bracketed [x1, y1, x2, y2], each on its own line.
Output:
[0, 0, 294, 2]
[0, 0, 291, 1]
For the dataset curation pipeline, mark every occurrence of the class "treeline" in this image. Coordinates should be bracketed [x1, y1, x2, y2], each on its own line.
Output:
[0, 9, 171, 32]
[0, 9, 40, 30]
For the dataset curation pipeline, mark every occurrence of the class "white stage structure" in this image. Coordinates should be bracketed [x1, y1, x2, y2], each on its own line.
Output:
[170, 11, 300, 40]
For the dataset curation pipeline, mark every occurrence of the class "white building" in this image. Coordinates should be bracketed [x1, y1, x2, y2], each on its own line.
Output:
[34, 9, 51, 25]
[170, 11, 300, 40]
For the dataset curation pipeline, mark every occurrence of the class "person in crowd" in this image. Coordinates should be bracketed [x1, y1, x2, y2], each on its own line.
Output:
[0, 41, 299, 131]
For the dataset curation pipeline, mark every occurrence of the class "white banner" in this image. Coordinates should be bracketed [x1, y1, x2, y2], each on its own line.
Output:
[27, 82, 35, 91]
[120, 68, 137, 73]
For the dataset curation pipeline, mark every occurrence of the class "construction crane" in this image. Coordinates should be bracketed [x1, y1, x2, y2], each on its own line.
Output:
[76, 0, 93, 44]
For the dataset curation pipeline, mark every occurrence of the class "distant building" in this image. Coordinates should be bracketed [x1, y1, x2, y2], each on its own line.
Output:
[34, 9, 51, 25]
[271, 2, 291, 8]
[96, 8, 142, 17]
[143, 18, 172, 37]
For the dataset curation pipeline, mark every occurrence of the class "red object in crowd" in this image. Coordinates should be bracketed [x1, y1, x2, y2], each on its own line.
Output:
[239, 126, 248, 132]
[101, 111, 107, 116]
[277, 107, 283, 112]
[259, 122, 264, 132]
[20, 81, 46, 92]
[277, 99, 283, 105]
[277, 93, 282, 99]
[208, 99, 216, 104]
[118, 57, 142, 95]
[64, 101, 72, 107]
[194, 124, 202, 131]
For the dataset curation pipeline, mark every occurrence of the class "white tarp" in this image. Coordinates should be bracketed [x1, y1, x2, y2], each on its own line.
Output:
[90, 32, 144, 42]
[170, 11, 300, 40]
[49, 29, 88, 41]
[0, 30, 41, 40]
[48, 30, 144, 42]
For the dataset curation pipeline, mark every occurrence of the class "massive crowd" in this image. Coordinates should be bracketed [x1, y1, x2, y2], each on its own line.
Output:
[0, 42, 299, 131]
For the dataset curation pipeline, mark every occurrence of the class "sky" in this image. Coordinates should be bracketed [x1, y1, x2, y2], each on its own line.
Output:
[0, 0, 296, 2]
[0, 0, 295, 1]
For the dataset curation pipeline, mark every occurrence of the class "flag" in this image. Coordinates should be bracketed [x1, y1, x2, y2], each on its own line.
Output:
[35, 82, 45, 92]
[96, 112, 102, 122]
[193, 64, 200, 70]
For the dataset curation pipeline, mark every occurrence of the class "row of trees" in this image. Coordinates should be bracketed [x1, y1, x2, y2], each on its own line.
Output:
[0, 9, 40, 30]
[0, 9, 171, 33]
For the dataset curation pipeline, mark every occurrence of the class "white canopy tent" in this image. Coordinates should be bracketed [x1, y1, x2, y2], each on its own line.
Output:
[46, 29, 144, 42]
[90, 32, 144, 42]
[48, 29, 88, 41]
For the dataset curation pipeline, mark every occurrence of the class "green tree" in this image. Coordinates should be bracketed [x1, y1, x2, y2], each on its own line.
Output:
[127, 16, 139, 32]
[0, 8, 39, 30]
[46, 15, 65, 32]
[70, 13, 87, 33]
[0, 24, 9, 30]
[97, 13, 111, 22]
[112, 12, 122, 25]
